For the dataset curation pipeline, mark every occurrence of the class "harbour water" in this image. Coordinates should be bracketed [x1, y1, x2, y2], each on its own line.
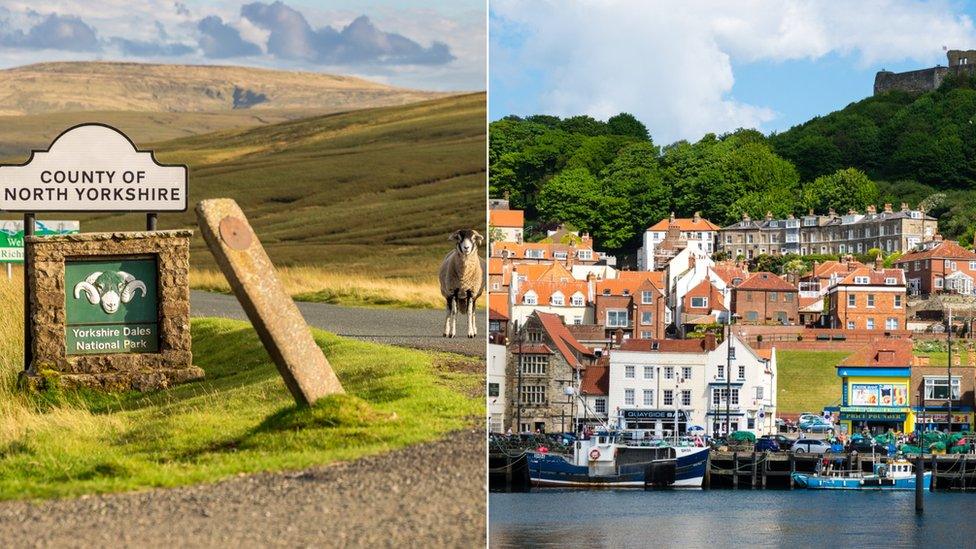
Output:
[490, 490, 976, 548]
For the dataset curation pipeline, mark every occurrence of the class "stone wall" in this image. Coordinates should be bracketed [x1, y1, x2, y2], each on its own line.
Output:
[24, 230, 203, 391]
[874, 67, 948, 96]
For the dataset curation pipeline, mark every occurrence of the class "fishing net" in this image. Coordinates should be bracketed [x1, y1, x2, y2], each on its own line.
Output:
[900, 444, 923, 454]
[949, 444, 970, 455]
[729, 431, 756, 443]
[929, 442, 947, 453]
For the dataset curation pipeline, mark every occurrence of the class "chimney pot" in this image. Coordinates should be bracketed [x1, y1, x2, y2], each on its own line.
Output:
[765, 211, 773, 221]
[901, 202, 909, 212]
[615, 328, 624, 345]
[669, 211, 676, 222]
[704, 332, 717, 351]
[828, 208, 837, 217]
[884, 203, 893, 213]
[808, 208, 814, 216]
[866, 205, 877, 215]
[693, 211, 701, 222]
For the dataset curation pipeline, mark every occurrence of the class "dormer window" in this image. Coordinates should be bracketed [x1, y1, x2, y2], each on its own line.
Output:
[571, 293, 585, 307]
[602, 288, 611, 296]
[885, 277, 896, 285]
[553, 251, 568, 260]
[551, 292, 565, 306]
[523, 291, 537, 305]
[578, 250, 593, 260]
[622, 289, 630, 296]
[854, 276, 869, 285]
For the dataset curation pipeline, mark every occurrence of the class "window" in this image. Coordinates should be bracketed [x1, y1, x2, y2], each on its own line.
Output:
[747, 418, 755, 430]
[738, 365, 746, 380]
[691, 297, 708, 308]
[936, 277, 944, 289]
[712, 387, 738, 406]
[527, 331, 542, 342]
[847, 320, 855, 330]
[553, 251, 567, 261]
[924, 377, 961, 400]
[746, 311, 759, 322]
[574, 316, 583, 325]
[682, 366, 692, 380]
[640, 331, 651, 338]
[855, 276, 869, 284]
[970, 261, 976, 271]
[578, 250, 592, 260]
[729, 346, 736, 359]
[756, 386, 764, 400]
[866, 318, 875, 330]
[914, 261, 920, 271]
[848, 294, 856, 307]
[664, 367, 674, 380]
[523, 292, 537, 305]
[643, 389, 654, 406]
[625, 365, 635, 378]
[641, 290, 653, 304]
[769, 292, 778, 302]
[625, 388, 635, 406]
[717, 364, 725, 379]
[551, 293, 565, 306]
[732, 388, 739, 405]
[488, 383, 499, 397]
[681, 390, 691, 406]
[894, 295, 902, 308]
[785, 293, 794, 302]
[519, 355, 548, 375]
[641, 311, 653, 324]
[571, 294, 585, 307]
[607, 310, 629, 328]
[594, 398, 607, 414]
[643, 366, 653, 380]
[520, 385, 546, 404]
[886, 317, 898, 330]
[885, 277, 897, 285]
[867, 294, 875, 308]
[525, 249, 544, 259]
[663, 390, 674, 406]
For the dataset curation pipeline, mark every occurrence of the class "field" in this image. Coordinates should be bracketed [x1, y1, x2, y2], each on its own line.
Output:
[0, 277, 481, 499]
[0, 91, 487, 307]
[776, 350, 851, 414]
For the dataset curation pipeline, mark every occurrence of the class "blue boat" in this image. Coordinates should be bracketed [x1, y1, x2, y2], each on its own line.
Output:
[792, 458, 931, 490]
[527, 431, 709, 488]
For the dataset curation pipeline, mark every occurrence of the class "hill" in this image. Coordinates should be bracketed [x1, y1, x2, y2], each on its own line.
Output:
[0, 62, 445, 115]
[21, 93, 486, 281]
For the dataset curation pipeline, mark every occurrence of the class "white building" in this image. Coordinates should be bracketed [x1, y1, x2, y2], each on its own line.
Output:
[639, 213, 719, 271]
[606, 334, 776, 437]
[489, 209, 524, 243]
[488, 342, 507, 432]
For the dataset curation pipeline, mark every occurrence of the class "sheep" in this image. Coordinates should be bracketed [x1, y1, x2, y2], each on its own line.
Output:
[73, 270, 147, 314]
[439, 229, 485, 338]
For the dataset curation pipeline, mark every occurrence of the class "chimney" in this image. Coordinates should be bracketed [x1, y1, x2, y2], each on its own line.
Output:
[866, 205, 877, 215]
[901, 202, 909, 212]
[848, 208, 857, 215]
[934, 234, 943, 242]
[828, 207, 837, 217]
[615, 328, 624, 346]
[587, 273, 596, 302]
[883, 203, 893, 213]
[704, 332, 717, 351]
[765, 211, 773, 221]
[874, 255, 883, 271]
[787, 213, 795, 220]
[813, 260, 820, 274]
[693, 211, 701, 223]
[669, 211, 676, 222]
[848, 257, 857, 272]
[582, 232, 590, 242]
[808, 208, 815, 216]
[742, 212, 750, 222]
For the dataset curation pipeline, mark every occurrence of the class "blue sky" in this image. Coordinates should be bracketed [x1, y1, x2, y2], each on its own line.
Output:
[491, 0, 976, 142]
[0, 0, 485, 91]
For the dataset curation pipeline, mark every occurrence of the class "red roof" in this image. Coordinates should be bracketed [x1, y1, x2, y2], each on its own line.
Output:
[580, 365, 609, 396]
[838, 338, 913, 367]
[738, 272, 796, 291]
[648, 217, 720, 232]
[489, 306, 509, 321]
[489, 209, 524, 228]
[809, 260, 865, 279]
[835, 267, 905, 286]
[536, 312, 595, 368]
[516, 280, 588, 305]
[711, 263, 749, 286]
[488, 293, 509, 319]
[617, 339, 715, 352]
[895, 240, 976, 262]
[596, 271, 663, 298]
[517, 343, 554, 355]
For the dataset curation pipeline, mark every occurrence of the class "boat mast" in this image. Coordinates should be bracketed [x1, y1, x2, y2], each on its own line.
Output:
[948, 306, 953, 433]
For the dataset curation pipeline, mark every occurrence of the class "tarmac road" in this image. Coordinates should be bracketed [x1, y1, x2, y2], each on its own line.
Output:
[0, 428, 487, 547]
[191, 290, 486, 357]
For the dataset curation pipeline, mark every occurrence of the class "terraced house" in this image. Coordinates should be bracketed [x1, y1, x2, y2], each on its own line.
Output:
[719, 203, 937, 258]
[894, 237, 976, 296]
[732, 272, 798, 325]
[826, 262, 907, 331]
[592, 271, 668, 340]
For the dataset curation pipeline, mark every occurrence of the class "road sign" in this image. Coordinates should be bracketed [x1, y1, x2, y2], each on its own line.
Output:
[0, 219, 79, 262]
[64, 258, 158, 355]
[0, 123, 187, 213]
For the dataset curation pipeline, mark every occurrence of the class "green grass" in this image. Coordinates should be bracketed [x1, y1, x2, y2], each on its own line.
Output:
[777, 350, 852, 413]
[0, 317, 481, 500]
[1, 93, 486, 281]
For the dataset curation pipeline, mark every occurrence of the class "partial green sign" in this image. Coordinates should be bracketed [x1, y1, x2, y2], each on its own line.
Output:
[65, 258, 158, 355]
[0, 220, 79, 262]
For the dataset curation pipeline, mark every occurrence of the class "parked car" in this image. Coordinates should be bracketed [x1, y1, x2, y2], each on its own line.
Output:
[791, 438, 832, 454]
[755, 436, 781, 452]
[799, 418, 834, 433]
[768, 434, 794, 450]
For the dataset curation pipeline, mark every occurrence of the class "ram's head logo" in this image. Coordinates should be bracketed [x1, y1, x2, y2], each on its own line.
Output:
[73, 271, 147, 314]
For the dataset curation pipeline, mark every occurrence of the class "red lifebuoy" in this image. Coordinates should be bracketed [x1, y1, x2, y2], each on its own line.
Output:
[589, 448, 601, 460]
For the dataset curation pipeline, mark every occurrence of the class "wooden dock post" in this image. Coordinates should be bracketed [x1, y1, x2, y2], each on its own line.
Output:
[789, 453, 795, 490]
[930, 454, 937, 491]
[733, 452, 739, 489]
[962, 456, 968, 491]
[761, 454, 767, 489]
[751, 453, 758, 489]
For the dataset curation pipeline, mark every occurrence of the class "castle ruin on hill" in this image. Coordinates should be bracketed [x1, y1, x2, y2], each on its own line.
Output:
[874, 49, 976, 95]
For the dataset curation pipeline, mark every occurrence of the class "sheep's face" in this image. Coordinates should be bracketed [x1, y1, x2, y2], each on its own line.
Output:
[450, 229, 482, 256]
[73, 270, 149, 315]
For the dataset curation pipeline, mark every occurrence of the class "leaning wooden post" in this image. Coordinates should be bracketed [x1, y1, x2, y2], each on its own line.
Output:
[22, 212, 34, 372]
[196, 199, 344, 405]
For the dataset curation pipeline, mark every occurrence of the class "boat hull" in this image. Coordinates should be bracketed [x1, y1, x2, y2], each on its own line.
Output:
[792, 471, 932, 491]
[528, 448, 709, 488]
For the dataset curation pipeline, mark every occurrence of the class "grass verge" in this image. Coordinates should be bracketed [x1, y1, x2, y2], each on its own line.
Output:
[0, 313, 481, 500]
[777, 350, 851, 414]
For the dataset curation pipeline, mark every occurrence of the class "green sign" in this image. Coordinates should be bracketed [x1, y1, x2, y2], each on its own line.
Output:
[65, 258, 158, 355]
[0, 220, 79, 262]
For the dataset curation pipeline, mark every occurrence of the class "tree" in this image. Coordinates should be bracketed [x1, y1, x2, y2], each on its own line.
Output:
[802, 168, 879, 214]
[559, 115, 607, 136]
[607, 113, 650, 140]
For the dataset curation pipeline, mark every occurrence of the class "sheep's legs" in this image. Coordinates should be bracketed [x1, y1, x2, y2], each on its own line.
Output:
[466, 290, 477, 338]
[450, 291, 459, 337]
[443, 295, 455, 338]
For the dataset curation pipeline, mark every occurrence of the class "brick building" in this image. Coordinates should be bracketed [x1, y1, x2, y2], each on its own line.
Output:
[506, 311, 597, 433]
[593, 271, 667, 340]
[826, 263, 907, 331]
[640, 212, 719, 270]
[912, 354, 976, 432]
[894, 238, 976, 296]
[732, 272, 799, 325]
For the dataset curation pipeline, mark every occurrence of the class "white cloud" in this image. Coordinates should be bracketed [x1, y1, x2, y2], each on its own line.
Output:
[492, 0, 976, 142]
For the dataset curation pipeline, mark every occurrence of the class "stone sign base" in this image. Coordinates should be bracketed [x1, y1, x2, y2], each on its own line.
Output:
[23, 230, 203, 392]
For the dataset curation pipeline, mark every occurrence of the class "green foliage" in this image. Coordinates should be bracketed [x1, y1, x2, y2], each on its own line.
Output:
[607, 113, 650, 140]
[802, 168, 879, 214]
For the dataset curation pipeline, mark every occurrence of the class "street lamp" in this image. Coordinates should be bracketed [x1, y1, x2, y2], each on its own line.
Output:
[723, 287, 734, 437]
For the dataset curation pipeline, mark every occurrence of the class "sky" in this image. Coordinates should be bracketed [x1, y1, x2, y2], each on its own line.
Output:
[490, 0, 976, 143]
[0, 0, 485, 91]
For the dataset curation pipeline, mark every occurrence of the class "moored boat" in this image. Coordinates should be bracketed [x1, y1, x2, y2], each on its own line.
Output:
[792, 457, 931, 490]
[527, 431, 709, 488]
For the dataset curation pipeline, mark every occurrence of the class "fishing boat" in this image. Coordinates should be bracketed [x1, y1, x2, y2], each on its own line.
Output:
[792, 457, 931, 490]
[526, 430, 709, 488]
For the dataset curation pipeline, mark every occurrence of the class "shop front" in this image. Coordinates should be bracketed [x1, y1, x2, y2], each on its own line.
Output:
[836, 364, 915, 435]
[838, 406, 911, 435]
[619, 409, 689, 437]
[914, 409, 973, 432]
